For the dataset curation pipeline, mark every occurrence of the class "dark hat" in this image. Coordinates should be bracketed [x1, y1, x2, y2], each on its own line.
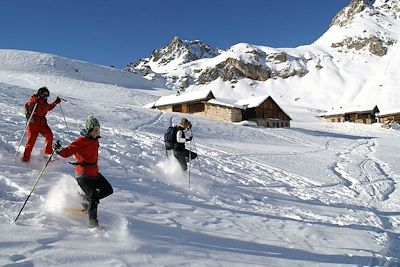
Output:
[37, 87, 50, 96]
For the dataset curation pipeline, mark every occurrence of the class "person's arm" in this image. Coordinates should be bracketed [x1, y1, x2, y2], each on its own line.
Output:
[48, 97, 61, 111]
[176, 130, 186, 143]
[57, 138, 82, 158]
[24, 95, 39, 119]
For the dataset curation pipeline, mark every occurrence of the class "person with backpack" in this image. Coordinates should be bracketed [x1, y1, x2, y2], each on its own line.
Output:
[22, 87, 61, 162]
[172, 118, 197, 171]
[53, 115, 113, 228]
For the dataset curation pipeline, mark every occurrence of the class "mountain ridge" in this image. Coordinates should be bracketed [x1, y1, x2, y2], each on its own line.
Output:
[124, 0, 400, 111]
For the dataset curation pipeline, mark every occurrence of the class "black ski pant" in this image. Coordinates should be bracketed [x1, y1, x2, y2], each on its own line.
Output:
[76, 173, 113, 220]
[173, 149, 197, 171]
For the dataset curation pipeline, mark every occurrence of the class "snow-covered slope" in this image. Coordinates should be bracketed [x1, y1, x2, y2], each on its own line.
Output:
[126, 0, 400, 112]
[1, 47, 400, 266]
[0, 49, 169, 106]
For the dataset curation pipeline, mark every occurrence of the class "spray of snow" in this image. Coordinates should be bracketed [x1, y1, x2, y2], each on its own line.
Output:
[44, 174, 84, 215]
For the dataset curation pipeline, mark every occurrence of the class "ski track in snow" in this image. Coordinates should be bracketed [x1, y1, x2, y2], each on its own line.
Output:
[1, 82, 400, 266]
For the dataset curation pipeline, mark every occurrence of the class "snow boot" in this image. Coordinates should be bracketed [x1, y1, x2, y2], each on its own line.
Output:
[88, 218, 99, 228]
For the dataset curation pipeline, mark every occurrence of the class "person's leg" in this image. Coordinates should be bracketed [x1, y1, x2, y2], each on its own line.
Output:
[39, 124, 54, 155]
[184, 149, 197, 160]
[76, 176, 99, 226]
[22, 124, 40, 162]
[96, 173, 113, 200]
[173, 150, 187, 171]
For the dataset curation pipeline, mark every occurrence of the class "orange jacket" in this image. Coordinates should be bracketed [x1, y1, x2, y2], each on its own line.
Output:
[25, 94, 58, 124]
[58, 133, 100, 177]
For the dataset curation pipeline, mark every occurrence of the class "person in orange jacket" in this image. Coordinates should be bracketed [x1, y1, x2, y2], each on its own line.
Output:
[53, 115, 113, 228]
[22, 87, 61, 162]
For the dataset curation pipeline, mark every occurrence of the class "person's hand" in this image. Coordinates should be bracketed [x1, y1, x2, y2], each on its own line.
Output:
[53, 142, 63, 153]
[55, 96, 61, 104]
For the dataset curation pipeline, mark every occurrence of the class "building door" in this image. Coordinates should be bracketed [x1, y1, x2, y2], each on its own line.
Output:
[242, 108, 256, 120]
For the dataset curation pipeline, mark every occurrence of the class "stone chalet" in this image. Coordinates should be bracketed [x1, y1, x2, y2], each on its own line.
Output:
[151, 89, 291, 128]
[377, 108, 400, 125]
[319, 105, 380, 124]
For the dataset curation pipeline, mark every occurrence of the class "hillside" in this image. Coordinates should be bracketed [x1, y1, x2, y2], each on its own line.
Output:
[0, 47, 400, 266]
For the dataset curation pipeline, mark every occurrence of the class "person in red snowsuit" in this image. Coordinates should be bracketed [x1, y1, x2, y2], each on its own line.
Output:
[54, 115, 113, 228]
[22, 87, 61, 162]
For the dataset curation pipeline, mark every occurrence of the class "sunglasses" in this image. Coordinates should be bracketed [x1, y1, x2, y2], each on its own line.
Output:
[41, 93, 49, 98]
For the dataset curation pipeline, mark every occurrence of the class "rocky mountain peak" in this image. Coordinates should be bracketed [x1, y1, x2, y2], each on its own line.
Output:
[330, 0, 400, 28]
[317, 0, 399, 56]
[330, 0, 370, 28]
[150, 36, 219, 67]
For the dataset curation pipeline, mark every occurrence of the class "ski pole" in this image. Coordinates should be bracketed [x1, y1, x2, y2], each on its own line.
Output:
[13, 103, 38, 160]
[59, 101, 70, 134]
[191, 134, 202, 173]
[14, 140, 60, 222]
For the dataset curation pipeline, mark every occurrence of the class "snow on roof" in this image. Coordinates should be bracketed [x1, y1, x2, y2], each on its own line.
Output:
[143, 101, 155, 108]
[154, 90, 270, 110]
[321, 105, 379, 117]
[154, 89, 212, 107]
[207, 96, 269, 109]
[207, 98, 237, 108]
[235, 95, 270, 109]
[378, 108, 400, 116]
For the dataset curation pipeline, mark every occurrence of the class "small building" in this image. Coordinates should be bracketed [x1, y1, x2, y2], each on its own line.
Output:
[377, 108, 400, 124]
[153, 90, 291, 127]
[153, 89, 214, 114]
[319, 105, 380, 124]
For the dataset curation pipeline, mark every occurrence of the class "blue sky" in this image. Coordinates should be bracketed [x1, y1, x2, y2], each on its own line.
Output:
[0, 0, 349, 68]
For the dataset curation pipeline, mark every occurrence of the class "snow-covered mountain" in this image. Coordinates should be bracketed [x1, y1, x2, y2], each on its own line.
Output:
[125, 0, 400, 111]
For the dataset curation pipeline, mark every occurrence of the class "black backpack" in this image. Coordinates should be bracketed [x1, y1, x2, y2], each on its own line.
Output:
[164, 126, 178, 150]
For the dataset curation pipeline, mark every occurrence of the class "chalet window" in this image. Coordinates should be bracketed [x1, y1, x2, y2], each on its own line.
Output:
[172, 105, 182, 112]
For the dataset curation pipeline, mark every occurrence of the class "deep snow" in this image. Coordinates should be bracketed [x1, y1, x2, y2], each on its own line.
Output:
[0, 50, 400, 266]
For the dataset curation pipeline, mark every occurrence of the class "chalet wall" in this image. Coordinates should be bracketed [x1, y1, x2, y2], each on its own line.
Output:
[158, 105, 173, 112]
[204, 104, 242, 122]
[379, 114, 400, 123]
[254, 98, 291, 121]
[324, 114, 376, 124]
[325, 116, 345, 123]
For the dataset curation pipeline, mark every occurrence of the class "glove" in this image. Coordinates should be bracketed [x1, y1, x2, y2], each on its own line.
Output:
[55, 97, 61, 104]
[187, 136, 193, 141]
[53, 142, 63, 153]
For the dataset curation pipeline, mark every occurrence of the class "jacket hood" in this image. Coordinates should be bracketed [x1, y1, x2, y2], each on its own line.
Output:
[80, 129, 101, 140]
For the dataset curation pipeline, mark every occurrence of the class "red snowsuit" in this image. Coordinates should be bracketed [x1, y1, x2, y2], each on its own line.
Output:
[23, 95, 58, 162]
